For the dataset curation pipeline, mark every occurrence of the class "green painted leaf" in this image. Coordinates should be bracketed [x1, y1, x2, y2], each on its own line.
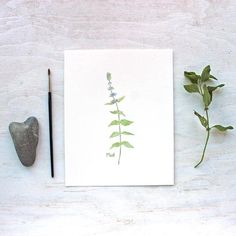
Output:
[121, 141, 134, 148]
[184, 84, 199, 93]
[184, 71, 200, 84]
[110, 110, 125, 116]
[117, 96, 125, 102]
[122, 131, 134, 135]
[201, 65, 211, 81]
[108, 120, 120, 126]
[203, 84, 211, 107]
[105, 100, 115, 105]
[212, 125, 234, 131]
[194, 111, 208, 128]
[120, 119, 133, 126]
[110, 132, 120, 138]
[107, 72, 112, 81]
[110, 142, 121, 149]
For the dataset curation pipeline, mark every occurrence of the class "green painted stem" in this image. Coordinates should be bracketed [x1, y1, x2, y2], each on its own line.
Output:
[115, 102, 122, 165]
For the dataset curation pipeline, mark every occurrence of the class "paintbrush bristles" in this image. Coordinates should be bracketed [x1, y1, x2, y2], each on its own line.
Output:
[48, 68, 51, 92]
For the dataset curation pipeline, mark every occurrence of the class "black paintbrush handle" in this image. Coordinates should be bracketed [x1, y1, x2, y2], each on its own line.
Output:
[48, 92, 54, 178]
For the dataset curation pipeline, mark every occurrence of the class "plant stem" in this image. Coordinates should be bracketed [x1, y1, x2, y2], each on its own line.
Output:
[198, 79, 203, 95]
[115, 102, 122, 165]
[195, 108, 211, 168]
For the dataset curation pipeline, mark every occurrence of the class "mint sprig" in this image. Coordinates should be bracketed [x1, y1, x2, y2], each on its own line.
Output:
[105, 72, 134, 165]
[184, 65, 233, 168]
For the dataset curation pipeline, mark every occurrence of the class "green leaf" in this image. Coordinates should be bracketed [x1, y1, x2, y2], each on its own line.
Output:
[207, 84, 224, 92]
[194, 111, 208, 128]
[122, 131, 134, 135]
[110, 142, 121, 149]
[107, 72, 112, 81]
[110, 132, 120, 138]
[210, 74, 217, 80]
[184, 84, 199, 93]
[201, 65, 211, 81]
[108, 120, 120, 126]
[121, 141, 134, 148]
[207, 84, 225, 102]
[203, 84, 211, 107]
[105, 100, 115, 105]
[117, 96, 125, 102]
[212, 125, 234, 131]
[184, 71, 200, 84]
[110, 110, 125, 116]
[120, 119, 133, 126]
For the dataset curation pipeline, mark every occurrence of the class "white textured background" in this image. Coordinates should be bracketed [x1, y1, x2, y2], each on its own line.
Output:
[0, 1, 235, 235]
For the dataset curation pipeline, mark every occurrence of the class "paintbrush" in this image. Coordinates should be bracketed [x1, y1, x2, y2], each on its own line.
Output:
[48, 69, 54, 177]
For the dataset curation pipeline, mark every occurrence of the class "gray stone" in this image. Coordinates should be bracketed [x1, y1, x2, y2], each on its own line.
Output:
[9, 117, 39, 167]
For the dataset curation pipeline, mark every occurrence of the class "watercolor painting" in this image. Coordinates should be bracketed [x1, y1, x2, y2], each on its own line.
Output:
[64, 49, 174, 186]
[105, 72, 134, 165]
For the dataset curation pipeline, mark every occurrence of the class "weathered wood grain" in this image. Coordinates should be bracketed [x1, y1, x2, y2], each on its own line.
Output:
[0, 0, 236, 235]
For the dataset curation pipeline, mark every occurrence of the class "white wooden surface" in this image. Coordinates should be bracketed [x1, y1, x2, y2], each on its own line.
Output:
[0, 1, 236, 235]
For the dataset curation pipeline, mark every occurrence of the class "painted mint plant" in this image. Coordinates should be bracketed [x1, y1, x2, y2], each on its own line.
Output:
[105, 72, 134, 165]
[184, 65, 233, 168]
